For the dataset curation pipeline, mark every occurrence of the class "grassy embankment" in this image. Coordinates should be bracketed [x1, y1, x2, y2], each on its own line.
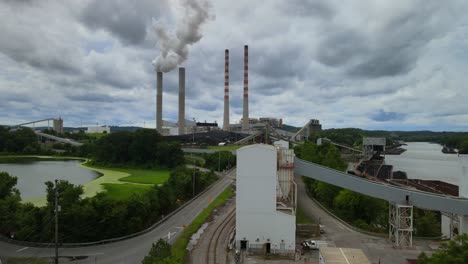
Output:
[168, 186, 234, 262]
[1, 156, 171, 205]
[296, 206, 314, 224]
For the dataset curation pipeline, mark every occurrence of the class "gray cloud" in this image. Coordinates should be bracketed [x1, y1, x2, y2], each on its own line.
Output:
[66, 93, 133, 103]
[316, 29, 368, 67]
[280, 0, 335, 19]
[315, 1, 462, 78]
[81, 0, 167, 45]
[1, 0, 468, 131]
[0, 2, 83, 74]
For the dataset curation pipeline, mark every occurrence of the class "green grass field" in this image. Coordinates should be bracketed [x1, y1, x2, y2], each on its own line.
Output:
[206, 145, 240, 151]
[117, 168, 170, 184]
[296, 206, 314, 224]
[102, 183, 152, 200]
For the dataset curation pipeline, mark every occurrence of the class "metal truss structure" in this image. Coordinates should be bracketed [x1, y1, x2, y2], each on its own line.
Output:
[389, 203, 413, 247]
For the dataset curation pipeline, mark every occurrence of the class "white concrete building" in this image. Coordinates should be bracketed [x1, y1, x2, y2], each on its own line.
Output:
[86, 126, 110, 134]
[236, 144, 296, 255]
[442, 155, 468, 238]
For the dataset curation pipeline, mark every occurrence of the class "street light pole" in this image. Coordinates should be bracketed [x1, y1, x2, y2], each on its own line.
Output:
[192, 118, 196, 197]
[54, 180, 59, 264]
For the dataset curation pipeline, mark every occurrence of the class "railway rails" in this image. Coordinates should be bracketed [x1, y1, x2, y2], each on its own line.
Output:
[206, 208, 236, 264]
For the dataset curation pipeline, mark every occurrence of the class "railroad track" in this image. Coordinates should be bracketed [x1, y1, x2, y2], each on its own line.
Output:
[206, 208, 236, 264]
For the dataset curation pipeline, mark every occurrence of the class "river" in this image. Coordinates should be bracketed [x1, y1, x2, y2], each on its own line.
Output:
[0, 158, 99, 199]
[385, 142, 461, 185]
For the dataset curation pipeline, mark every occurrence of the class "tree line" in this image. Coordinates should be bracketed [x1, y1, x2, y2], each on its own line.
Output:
[0, 166, 218, 243]
[295, 142, 440, 236]
[187, 151, 236, 172]
[0, 127, 41, 154]
[92, 129, 184, 168]
[310, 127, 468, 153]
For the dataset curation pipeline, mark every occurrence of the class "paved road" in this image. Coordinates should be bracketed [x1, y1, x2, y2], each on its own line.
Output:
[0, 171, 234, 263]
[296, 176, 436, 264]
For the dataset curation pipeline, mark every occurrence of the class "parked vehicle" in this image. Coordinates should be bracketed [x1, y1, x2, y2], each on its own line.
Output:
[301, 240, 328, 250]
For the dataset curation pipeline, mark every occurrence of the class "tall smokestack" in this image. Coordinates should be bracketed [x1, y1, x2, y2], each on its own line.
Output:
[242, 45, 249, 130]
[156, 72, 163, 132]
[223, 49, 230, 131]
[178, 67, 186, 135]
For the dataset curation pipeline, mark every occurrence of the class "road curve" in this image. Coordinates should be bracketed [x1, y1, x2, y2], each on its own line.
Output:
[0, 171, 234, 264]
[296, 175, 431, 263]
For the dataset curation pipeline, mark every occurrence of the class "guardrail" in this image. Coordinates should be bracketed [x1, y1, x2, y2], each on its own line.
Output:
[0, 168, 234, 248]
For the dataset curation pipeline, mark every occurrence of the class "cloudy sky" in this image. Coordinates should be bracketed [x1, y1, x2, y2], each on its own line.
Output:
[1, 0, 468, 131]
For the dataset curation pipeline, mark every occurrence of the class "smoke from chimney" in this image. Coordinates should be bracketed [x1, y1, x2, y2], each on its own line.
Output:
[152, 0, 213, 73]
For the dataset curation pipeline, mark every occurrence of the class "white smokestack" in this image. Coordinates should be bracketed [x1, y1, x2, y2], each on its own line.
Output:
[179, 67, 185, 135]
[152, 0, 213, 73]
[156, 72, 163, 132]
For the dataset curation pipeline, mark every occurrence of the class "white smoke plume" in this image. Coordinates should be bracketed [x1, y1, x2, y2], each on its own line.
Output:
[152, 0, 213, 73]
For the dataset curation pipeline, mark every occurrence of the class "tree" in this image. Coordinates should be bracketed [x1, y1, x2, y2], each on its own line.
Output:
[0, 172, 19, 199]
[0, 172, 19, 238]
[45, 180, 83, 209]
[414, 210, 441, 237]
[419, 234, 468, 264]
[142, 239, 172, 264]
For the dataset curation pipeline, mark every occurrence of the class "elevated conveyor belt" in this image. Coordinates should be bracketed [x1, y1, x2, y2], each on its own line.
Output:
[35, 131, 83, 146]
[15, 118, 55, 127]
[294, 157, 468, 215]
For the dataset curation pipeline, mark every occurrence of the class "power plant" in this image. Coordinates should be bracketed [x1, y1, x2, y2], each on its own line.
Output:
[155, 45, 256, 136]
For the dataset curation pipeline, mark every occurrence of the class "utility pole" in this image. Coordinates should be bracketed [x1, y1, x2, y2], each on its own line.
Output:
[218, 151, 221, 172]
[54, 179, 59, 264]
[192, 118, 196, 197]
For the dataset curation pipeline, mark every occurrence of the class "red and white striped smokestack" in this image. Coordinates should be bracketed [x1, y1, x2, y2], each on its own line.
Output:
[242, 45, 249, 130]
[223, 49, 230, 131]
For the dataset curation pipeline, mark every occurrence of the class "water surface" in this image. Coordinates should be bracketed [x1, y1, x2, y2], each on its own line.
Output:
[0, 158, 99, 199]
[385, 142, 461, 185]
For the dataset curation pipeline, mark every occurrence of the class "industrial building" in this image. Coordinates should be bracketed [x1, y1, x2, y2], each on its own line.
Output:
[153, 45, 321, 143]
[86, 126, 110, 134]
[292, 119, 322, 141]
[53, 117, 63, 134]
[236, 142, 296, 255]
[442, 154, 468, 238]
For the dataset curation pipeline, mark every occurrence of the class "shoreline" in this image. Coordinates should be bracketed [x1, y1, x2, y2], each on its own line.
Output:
[0, 155, 132, 206]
